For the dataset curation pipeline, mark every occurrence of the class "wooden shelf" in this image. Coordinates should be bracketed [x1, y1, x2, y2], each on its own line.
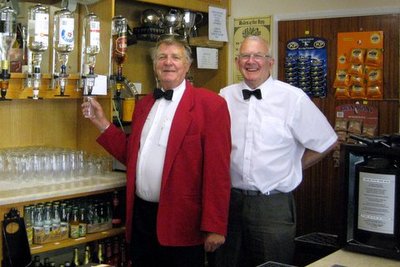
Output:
[0, 172, 126, 207]
[136, 0, 230, 14]
[189, 36, 224, 49]
[30, 227, 125, 254]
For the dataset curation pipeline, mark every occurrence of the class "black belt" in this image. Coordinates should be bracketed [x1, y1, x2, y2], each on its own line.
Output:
[232, 188, 281, 196]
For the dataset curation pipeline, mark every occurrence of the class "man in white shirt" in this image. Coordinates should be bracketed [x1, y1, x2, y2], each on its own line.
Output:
[214, 36, 338, 266]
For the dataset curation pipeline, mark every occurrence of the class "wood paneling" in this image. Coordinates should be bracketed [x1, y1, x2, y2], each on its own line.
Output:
[278, 14, 400, 238]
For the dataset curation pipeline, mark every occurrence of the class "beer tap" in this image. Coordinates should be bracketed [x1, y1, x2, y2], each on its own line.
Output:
[0, 5, 16, 101]
[53, 7, 75, 97]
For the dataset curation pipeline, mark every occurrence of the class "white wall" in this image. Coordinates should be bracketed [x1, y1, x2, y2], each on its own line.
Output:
[228, 0, 400, 82]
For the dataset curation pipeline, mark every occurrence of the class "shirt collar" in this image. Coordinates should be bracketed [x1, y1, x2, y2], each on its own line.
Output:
[241, 76, 273, 91]
[161, 79, 186, 102]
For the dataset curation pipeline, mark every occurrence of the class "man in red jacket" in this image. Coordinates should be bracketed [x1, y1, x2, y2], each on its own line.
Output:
[82, 36, 231, 267]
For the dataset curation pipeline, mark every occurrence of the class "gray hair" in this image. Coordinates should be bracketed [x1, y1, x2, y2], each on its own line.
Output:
[241, 35, 272, 56]
[151, 36, 193, 65]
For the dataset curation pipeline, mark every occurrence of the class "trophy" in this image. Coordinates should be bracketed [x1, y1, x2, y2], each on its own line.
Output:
[141, 9, 163, 27]
[162, 9, 182, 36]
[182, 10, 203, 41]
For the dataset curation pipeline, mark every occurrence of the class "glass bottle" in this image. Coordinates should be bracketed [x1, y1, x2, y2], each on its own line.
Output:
[82, 12, 100, 76]
[69, 206, 80, 239]
[60, 202, 69, 238]
[23, 205, 33, 245]
[111, 16, 127, 68]
[112, 190, 122, 228]
[43, 203, 52, 238]
[43, 257, 50, 267]
[71, 247, 80, 267]
[27, 3, 49, 53]
[120, 241, 127, 267]
[81, 12, 101, 117]
[99, 202, 106, 223]
[53, 7, 74, 55]
[52, 202, 61, 234]
[112, 236, 120, 266]
[33, 204, 45, 243]
[83, 245, 91, 265]
[105, 240, 113, 265]
[111, 15, 127, 100]
[33, 255, 42, 267]
[52, 202, 61, 226]
[27, 3, 49, 98]
[79, 207, 87, 237]
[93, 202, 100, 224]
[95, 242, 105, 264]
[0, 6, 16, 100]
[53, 7, 74, 96]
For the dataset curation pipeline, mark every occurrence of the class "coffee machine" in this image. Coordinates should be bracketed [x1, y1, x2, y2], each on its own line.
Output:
[341, 133, 400, 259]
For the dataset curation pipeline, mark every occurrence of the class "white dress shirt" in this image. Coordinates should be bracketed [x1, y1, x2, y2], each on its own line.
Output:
[220, 77, 337, 193]
[136, 80, 185, 202]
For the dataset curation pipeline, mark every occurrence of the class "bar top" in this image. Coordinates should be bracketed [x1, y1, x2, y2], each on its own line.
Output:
[0, 172, 126, 206]
[306, 249, 400, 267]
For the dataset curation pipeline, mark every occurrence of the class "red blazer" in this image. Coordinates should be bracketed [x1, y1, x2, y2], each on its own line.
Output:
[97, 81, 231, 246]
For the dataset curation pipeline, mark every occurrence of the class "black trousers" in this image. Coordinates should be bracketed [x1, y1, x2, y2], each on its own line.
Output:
[130, 196, 205, 267]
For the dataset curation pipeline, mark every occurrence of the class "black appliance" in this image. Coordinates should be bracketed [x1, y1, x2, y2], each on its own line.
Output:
[341, 133, 400, 260]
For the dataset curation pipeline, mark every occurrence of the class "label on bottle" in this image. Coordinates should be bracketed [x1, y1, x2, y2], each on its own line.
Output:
[113, 35, 127, 56]
[33, 226, 45, 244]
[89, 21, 100, 47]
[29, 13, 49, 45]
[112, 218, 122, 224]
[26, 226, 33, 245]
[70, 224, 80, 239]
[59, 17, 74, 45]
[79, 222, 87, 237]
[60, 222, 69, 239]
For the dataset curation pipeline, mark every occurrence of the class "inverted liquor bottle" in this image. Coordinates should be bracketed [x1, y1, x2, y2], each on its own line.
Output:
[82, 12, 101, 118]
[53, 7, 74, 96]
[0, 6, 16, 100]
[111, 15, 127, 99]
[27, 3, 49, 100]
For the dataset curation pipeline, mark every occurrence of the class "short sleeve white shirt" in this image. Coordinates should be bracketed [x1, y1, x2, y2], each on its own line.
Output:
[220, 77, 337, 193]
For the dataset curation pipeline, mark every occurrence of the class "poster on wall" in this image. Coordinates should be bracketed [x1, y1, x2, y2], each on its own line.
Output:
[334, 31, 384, 100]
[233, 16, 272, 83]
[285, 37, 328, 98]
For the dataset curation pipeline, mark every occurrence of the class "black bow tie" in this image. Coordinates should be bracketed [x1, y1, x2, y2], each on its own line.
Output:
[153, 88, 173, 100]
[242, 89, 262, 100]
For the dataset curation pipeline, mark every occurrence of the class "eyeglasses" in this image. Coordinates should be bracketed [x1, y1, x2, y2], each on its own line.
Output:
[238, 53, 271, 61]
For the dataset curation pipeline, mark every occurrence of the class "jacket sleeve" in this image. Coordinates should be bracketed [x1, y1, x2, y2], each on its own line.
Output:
[97, 123, 129, 165]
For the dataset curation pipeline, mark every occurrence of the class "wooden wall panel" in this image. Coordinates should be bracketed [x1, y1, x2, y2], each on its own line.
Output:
[278, 14, 400, 238]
